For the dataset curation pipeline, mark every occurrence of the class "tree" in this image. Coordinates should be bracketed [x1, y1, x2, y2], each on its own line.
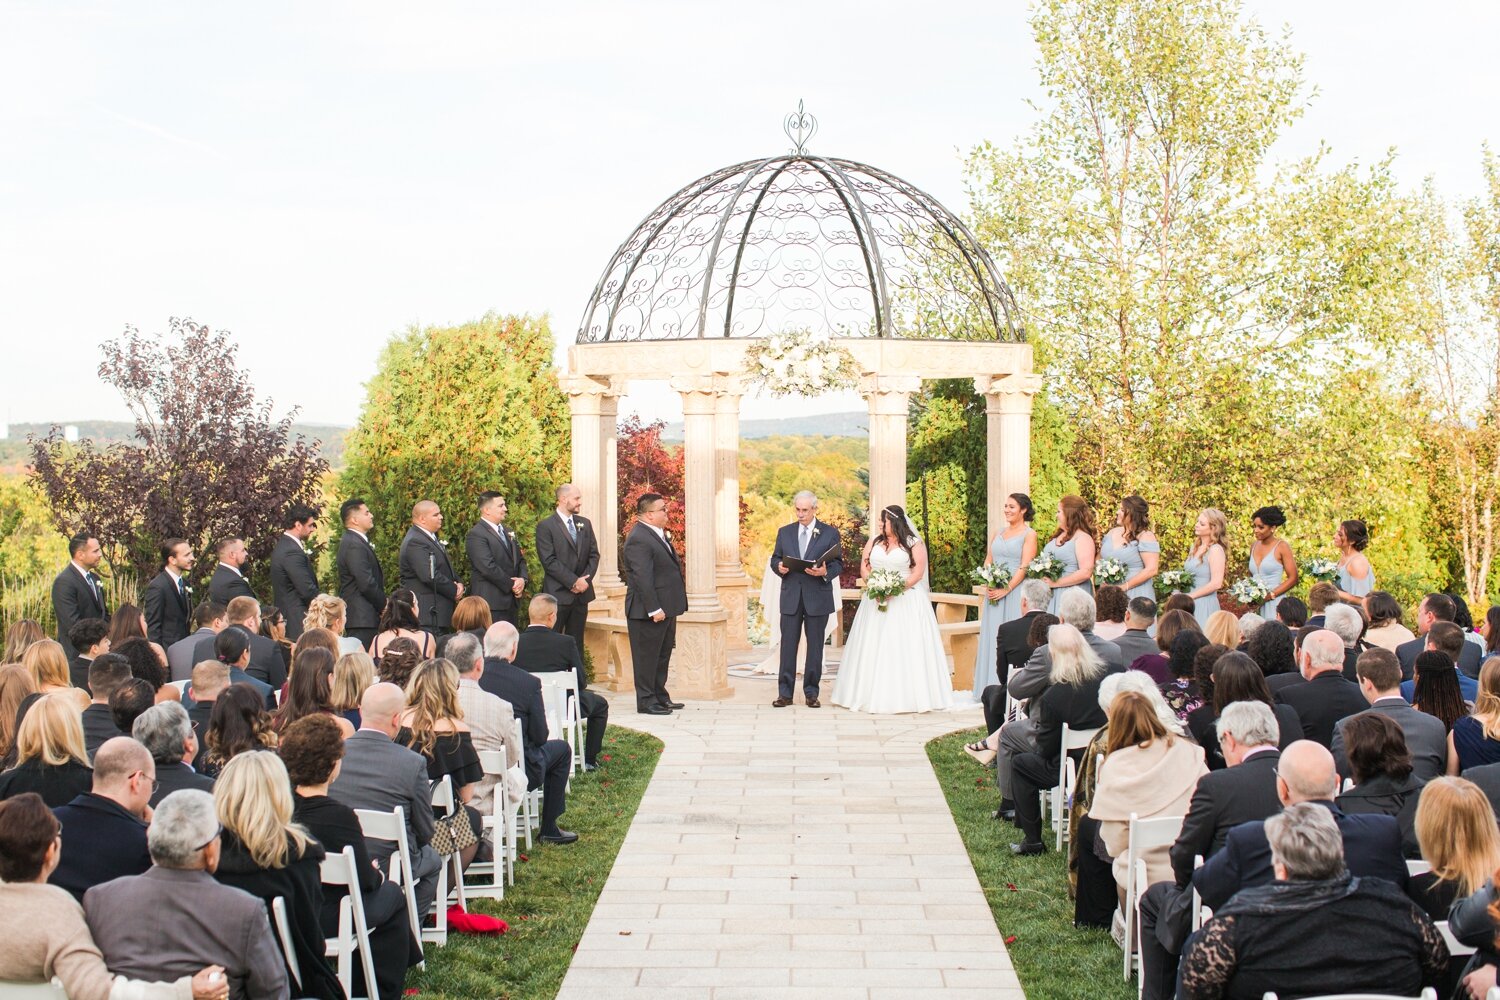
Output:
[29, 318, 328, 588]
[615, 415, 750, 564]
[338, 313, 570, 591]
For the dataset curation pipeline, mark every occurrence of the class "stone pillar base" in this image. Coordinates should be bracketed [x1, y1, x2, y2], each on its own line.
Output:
[669, 609, 733, 700]
[716, 574, 752, 652]
[589, 586, 626, 620]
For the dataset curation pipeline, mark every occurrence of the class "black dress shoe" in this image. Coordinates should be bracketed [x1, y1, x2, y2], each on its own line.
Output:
[992, 807, 1016, 821]
[772, 697, 793, 707]
[663, 700, 684, 710]
[541, 829, 579, 844]
[639, 704, 672, 715]
[582, 762, 599, 772]
[805, 697, 821, 708]
[1010, 841, 1045, 856]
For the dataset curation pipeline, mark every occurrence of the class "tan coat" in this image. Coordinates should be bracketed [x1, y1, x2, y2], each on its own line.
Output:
[1089, 736, 1207, 889]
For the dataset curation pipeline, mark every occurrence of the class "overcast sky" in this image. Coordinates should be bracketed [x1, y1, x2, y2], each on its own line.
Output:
[2, 1, 1496, 430]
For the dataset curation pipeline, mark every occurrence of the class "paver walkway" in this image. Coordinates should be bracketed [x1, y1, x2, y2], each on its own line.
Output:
[557, 685, 1025, 1000]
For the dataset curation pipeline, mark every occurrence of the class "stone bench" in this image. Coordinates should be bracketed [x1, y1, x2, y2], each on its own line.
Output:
[938, 620, 981, 691]
[583, 617, 635, 693]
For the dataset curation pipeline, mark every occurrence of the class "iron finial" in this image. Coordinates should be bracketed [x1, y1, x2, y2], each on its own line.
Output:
[783, 99, 817, 156]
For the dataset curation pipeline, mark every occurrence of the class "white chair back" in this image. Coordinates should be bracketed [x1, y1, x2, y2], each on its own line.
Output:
[1263, 990, 1437, 1000]
[1052, 724, 1101, 850]
[319, 845, 380, 1000]
[468, 748, 522, 897]
[1438, 920, 1476, 957]
[422, 775, 469, 946]
[270, 895, 302, 990]
[354, 804, 423, 964]
[0, 982, 69, 998]
[1405, 858, 1432, 877]
[1123, 813, 1186, 988]
[537, 669, 585, 773]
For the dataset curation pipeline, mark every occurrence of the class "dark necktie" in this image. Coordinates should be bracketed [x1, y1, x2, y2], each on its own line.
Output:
[496, 523, 511, 554]
[87, 572, 101, 608]
[177, 577, 190, 611]
[567, 518, 578, 544]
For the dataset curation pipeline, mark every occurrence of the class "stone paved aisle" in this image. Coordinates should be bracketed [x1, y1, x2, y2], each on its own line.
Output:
[556, 690, 1025, 1000]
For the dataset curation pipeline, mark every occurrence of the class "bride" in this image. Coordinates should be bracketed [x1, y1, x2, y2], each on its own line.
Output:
[832, 504, 954, 714]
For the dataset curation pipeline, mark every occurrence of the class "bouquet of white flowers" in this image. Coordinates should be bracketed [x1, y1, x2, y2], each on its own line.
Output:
[742, 329, 859, 398]
[864, 568, 907, 612]
[1227, 577, 1271, 605]
[1093, 558, 1127, 586]
[1156, 569, 1195, 596]
[1028, 552, 1065, 581]
[1302, 557, 1340, 583]
[971, 563, 1014, 604]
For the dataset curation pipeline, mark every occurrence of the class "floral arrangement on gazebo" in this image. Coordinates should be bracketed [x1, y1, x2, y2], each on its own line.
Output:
[742, 329, 859, 397]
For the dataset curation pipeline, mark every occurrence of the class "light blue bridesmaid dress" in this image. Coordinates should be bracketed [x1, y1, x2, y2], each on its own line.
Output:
[1044, 533, 1092, 614]
[1250, 545, 1285, 621]
[1101, 532, 1160, 603]
[1185, 547, 1221, 627]
[972, 530, 1030, 696]
[1338, 559, 1375, 599]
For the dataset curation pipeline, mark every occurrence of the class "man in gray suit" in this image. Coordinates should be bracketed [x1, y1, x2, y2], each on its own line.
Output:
[84, 788, 287, 1000]
[167, 600, 226, 683]
[1115, 597, 1159, 670]
[330, 681, 442, 921]
[1331, 646, 1449, 782]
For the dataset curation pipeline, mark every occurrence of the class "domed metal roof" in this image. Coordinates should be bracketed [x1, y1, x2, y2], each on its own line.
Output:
[576, 104, 1021, 345]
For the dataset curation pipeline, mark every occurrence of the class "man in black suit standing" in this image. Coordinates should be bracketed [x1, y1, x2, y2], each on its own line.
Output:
[399, 499, 463, 634]
[768, 490, 844, 709]
[53, 532, 109, 659]
[1397, 592, 1482, 679]
[207, 537, 256, 606]
[467, 491, 529, 627]
[270, 504, 320, 640]
[536, 483, 598, 660]
[141, 538, 195, 649]
[1277, 630, 1370, 748]
[516, 593, 610, 767]
[336, 498, 385, 649]
[622, 493, 688, 715]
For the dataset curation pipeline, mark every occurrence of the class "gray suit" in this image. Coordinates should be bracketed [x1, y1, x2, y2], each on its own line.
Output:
[84, 866, 288, 1000]
[1331, 695, 1450, 782]
[1114, 628, 1158, 670]
[167, 627, 217, 683]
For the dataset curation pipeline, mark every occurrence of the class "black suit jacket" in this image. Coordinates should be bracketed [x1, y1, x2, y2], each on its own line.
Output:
[536, 512, 599, 606]
[208, 564, 257, 606]
[150, 760, 214, 807]
[997, 610, 1043, 678]
[515, 625, 586, 675]
[1397, 634, 1483, 680]
[70, 654, 93, 692]
[186, 697, 215, 771]
[398, 526, 460, 630]
[1168, 748, 1282, 886]
[1463, 762, 1500, 820]
[479, 656, 552, 788]
[336, 530, 386, 630]
[466, 520, 530, 616]
[270, 534, 319, 640]
[52, 563, 108, 659]
[622, 523, 687, 620]
[142, 570, 192, 648]
[1276, 671, 1371, 748]
[49, 792, 152, 902]
[193, 625, 287, 691]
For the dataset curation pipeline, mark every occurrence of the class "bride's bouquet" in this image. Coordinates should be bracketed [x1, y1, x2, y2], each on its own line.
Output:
[1093, 558, 1127, 586]
[864, 568, 907, 612]
[1156, 568, 1195, 596]
[970, 563, 1013, 604]
[1301, 557, 1340, 583]
[1028, 552, 1065, 582]
[1227, 577, 1271, 606]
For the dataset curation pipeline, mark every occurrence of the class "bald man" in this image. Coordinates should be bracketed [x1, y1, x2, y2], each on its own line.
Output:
[399, 499, 464, 634]
[1276, 629, 1369, 748]
[535, 483, 598, 660]
[50, 736, 156, 900]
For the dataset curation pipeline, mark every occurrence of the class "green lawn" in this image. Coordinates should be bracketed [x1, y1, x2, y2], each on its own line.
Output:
[406, 726, 662, 1000]
[927, 727, 1134, 1000]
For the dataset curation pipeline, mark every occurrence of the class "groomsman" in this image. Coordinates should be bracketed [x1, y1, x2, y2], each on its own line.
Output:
[467, 491, 529, 626]
[142, 538, 196, 648]
[336, 498, 385, 649]
[208, 537, 257, 605]
[536, 484, 598, 659]
[270, 504, 320, 640]
[53, 532, 109, 659]
[623, 493, 687, 714]
[399, 500, 463, 633]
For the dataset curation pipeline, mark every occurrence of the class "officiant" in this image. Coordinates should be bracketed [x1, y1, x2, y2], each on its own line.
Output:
[769, 490, 844, 708]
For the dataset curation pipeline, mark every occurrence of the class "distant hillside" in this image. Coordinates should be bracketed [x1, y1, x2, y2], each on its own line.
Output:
[662, 410, 866, 442]
[0, 421, 349, 471]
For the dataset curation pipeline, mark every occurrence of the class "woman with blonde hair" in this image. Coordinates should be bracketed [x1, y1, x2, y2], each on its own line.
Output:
[302, 594, 362, 655]
[1203, 609, 1243, 650]
[1450, 657, 1500, 773]
[213, 751, 342, 999]
[0, 664, 38, 769]
[1185, 508, 1228, 628]
[2, 619, 45, 663]
[0, 693, 92, 806]
[329, 651, 375, 730]
[398, 657, 482, 866]
[21, 639, 89, 711]
[1413, 777, 1500, 916]
[1042, 495, 1098, 614]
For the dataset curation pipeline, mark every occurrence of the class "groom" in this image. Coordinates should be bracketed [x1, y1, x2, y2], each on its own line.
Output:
[769, 490, 844, 708]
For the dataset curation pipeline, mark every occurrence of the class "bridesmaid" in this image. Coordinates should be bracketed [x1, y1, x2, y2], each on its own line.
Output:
[1044, 495, 1097, 614]
[1100, 495, 1160, 604]
[972, 493, 1039, 696]
[1185, 509, 1228, 628]
[1334, 519, 1375, 602]
[1248, 506, 1299, 621]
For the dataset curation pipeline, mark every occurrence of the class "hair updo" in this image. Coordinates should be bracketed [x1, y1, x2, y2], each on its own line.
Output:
[1251, 506, 1286, 528]
[1340, 519, 1370, 552]
[1008, 493, 1035, 523]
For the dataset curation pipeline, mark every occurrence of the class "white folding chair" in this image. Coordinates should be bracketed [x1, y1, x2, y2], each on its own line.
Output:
[1437, 920, 1476, 957]
[354, 805, 423, 967]
[423, 775, 470, 947]
[1406, 858, 1432, 877]
[269, 895, 302, 992]
[320, 846, 380, 1000]
[537, 668, 585, 775]
[0, 982, 69, 997]
[1263, 991, 1436, 1000]
[1191, 854, 1210, 933]
[515, 721, 541, 846]
[1123, 812, 1187, 991]
[469, 749, 525, 897]
[1002, 663, 1024, 724]
[1052, 724, 1101, 850]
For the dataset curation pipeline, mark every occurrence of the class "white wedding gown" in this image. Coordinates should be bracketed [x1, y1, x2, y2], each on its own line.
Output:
[832, 543, 954, 714]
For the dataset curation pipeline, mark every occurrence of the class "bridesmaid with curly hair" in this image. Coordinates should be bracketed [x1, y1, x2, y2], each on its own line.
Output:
[1100, 495, 1160, 603]
[1334, 519, 1375, 603]
[1185, 509, 1228, 628]
[1043, 495, 1097, 614]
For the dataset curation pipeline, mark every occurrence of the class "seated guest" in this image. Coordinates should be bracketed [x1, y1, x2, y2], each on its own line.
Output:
[375, 635, 422, 689]
[0, 692, 93, 806]
[50, 736, 155, 901]
[1236, 613, 1263, 644]
[1158, 620, 1208, 722]
[0, 662, 38, 769]
[975, 580, 1051, 747]
[168, 600, 226, 683]
[68, 617, 111, 691]
[1333, 646, 1448, 781]
[23, 638, 91, 710]
[515, 593, 611, 768]
[1365, 590, 1416, 652]
[1184, 642, 1229, 744]
[106, 604, 168, 678]
[272, 645, 354, 738]
[398, 656, 483, 868]
[329, 682, 443, 922]
[1274, 594, 1308, 630]
[85, 788, 289, 1000]
[966, 610, 1058, 765]
[198, 626, 275, 710]
[1161, 593, 1196, 617]
[1203, 610, 1242, 650]
[1114, 597, 1159, 674]
[1411, 777, 1500, 929]
[1399, 594, 1482, 679]
[133, 701, 214, 806]
[194, 597, 286, 690]
[212, 752, 342, 999]
[1305, 581, 1340, 628]
[1131, 607, 1197, 686]
[1178, 802, 1445, 1000]
[1407, 649, 1471, 734]
[371, 588, 435, 660]
[1245, 619, 1297, 685]
[436, 595, 492, 656]
[1275, 630, 1368, 748]
[0, 792, 226, 999]
[4, 618, 45, 663]
[1323, 601, 1368, 680]
[114, 636, 182, 705]
[1092, 584, 1128, 641]
[1334, 712, 1425, 856]
[203, 683, 278, 778]
[82, 652, 132, 759]
[1451, 656, 1500, 773]
[330, 650, 375, 730]
[110, 677, 158, 737]
[186, 660, 230, 770]
[302, 593, 363, 655]
[282, 714, 422, 1000]
[1186, 651, 1300, 770]
[259, 606, 294, 678]
[448, 631, 523, 849]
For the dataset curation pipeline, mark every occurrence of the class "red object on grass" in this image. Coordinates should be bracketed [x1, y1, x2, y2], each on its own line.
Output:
[446, 906, 509, 935]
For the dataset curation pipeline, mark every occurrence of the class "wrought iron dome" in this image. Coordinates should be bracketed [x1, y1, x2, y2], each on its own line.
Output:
[576, 103, 1021, 344]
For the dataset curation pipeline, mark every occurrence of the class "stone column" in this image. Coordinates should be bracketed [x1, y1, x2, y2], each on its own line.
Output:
[860, 374, 922, 515]
[713, 376, 752, 651]
[594, 384, 627, 612]
[559, 376, 606, 530]
[976, 373, 1043, 540]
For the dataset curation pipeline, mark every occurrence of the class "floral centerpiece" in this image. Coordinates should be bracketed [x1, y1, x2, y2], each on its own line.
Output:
[1028, 552, 1065, 581]
[1156, 569, 1195, 596]
[1301, 557, 1340, 583]
[864, 568, 907, 612]
[742, 329, 859, 398]
[971, 563, 1014, 605]
[1227, 577, 1271, 606]
[1093, 558, 1127, 586]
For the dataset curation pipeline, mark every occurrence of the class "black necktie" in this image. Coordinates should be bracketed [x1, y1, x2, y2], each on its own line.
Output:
[177, 577, 190, 611]
[87, 573, 101, 608]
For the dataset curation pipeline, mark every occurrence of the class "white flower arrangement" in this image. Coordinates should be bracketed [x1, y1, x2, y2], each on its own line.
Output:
[1156, 569, 1195, 596]
[1302, 557, 1340, 583]
[1227, 577, 1271, 605]
[1028, 552, 1065, 582]
[1093, 558, 1128, 586]
[864, 568, 907, 612]
[971, 563, 1014, 604]
[742, 329, 859, 398]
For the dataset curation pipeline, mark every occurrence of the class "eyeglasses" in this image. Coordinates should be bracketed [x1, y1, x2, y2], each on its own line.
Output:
[195, 825, 223, 852]
[131, 770, 160, 794]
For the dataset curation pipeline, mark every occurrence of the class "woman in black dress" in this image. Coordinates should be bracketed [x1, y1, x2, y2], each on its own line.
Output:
[398, 657, 483, 869]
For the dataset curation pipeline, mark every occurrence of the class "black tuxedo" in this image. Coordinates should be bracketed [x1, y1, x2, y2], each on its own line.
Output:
[1276, 670, 1370, 748]
[622, 522, 687, 711]
[208, 564, 256, 607]
[52, 563, 108, 660]
[269, 534, 318, 640]
[336, 529, 385, 644]
[142, 570, 192, 648]
[398, 526, 460, 632]
[1168, 748, 1282, 886]
[466, 519, 530, 625]
[515, 625, 610, 764]
[536, 511, 599, 658]
[1397, 634, 1483, 680]
[193, 624, 287, 691]
[479, 656, 572, 833]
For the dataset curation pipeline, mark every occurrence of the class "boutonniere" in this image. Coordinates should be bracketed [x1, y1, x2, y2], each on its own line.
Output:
[664, 529, 673, 543]
[810, 524, 820, 539]
[183, 584, 193, 595]
[438, 539, 449, 548]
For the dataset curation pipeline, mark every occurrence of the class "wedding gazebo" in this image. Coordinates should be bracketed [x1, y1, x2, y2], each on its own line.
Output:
[563, 105, 1042, 700]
